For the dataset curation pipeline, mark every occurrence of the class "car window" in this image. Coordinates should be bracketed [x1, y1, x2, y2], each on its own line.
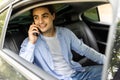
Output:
[0, 56, 27, 80]
[2, 1, 110, 80]
[0, 8, 28, 80]
[0, 9, 7, 39]
[98, 4, 112, 24]
[84, 3, 112, 24]
[84, 7, 99, 21]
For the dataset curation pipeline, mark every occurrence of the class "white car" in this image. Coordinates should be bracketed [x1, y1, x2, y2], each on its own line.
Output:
[0, 0, 115, 80]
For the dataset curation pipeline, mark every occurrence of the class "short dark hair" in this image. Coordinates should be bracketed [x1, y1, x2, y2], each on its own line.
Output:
[30, 5, 55, 16]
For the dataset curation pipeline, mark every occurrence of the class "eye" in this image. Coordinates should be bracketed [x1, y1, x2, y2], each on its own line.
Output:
[43, 15, 48, 18]
[33, 16, 38, 20]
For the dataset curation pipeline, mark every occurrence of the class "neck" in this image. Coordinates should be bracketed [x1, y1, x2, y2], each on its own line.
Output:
[43, 27, 56, 37]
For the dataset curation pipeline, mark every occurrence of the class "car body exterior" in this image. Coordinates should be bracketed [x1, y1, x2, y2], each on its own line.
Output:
[0, 0, 115, 80]
[106, 0, 120, 80]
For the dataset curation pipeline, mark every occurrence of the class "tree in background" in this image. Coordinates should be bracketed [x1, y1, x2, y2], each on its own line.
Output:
[109, 20, 120, 79]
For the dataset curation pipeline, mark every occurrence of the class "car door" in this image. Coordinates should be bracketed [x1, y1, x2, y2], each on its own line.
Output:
[0, 1, 29, 80]
[0, 0, 57, 80]
[0, 0, 110, 80]
[106, 0, 120, 80]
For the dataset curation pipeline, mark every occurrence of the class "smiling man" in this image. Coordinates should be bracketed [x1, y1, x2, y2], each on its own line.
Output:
[19, 5, 105, 80]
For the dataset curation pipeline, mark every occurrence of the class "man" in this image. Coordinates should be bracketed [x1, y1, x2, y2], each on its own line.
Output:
[19, 5, 105, 80]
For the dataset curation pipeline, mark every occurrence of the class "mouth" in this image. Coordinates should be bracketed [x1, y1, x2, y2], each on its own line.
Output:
[39, 24, 46, 28]
[38, 24, 47, 32]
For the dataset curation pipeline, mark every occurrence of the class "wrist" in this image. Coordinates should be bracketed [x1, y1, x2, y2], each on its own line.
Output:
[29, 40, 36, 44]
[28, 41, 35, 46]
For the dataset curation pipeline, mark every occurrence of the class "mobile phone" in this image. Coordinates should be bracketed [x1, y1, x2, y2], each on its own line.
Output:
[33, 23, 41, 36]
[33, 27, 41, 36]
[33, 32, 39, 36]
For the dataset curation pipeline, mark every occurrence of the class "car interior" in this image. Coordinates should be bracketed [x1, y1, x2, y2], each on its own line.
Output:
[3, 2, 110, 66]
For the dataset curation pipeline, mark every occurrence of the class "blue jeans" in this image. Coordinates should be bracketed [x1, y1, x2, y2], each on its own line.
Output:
[71, 65, 103, 80]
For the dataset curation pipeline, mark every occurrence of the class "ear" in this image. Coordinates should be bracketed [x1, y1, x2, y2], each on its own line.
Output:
[52, 13, 55, 20]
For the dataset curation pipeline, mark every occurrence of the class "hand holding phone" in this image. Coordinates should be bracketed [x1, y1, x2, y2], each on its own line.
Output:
[33, 27, 40, 36]
[28, 23, 41, 44]
[32, 23, 41, 36]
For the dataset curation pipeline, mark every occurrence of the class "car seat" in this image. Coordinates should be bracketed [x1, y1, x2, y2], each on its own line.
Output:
[4, 24, 27, 54]
[55, 14, 99, 66]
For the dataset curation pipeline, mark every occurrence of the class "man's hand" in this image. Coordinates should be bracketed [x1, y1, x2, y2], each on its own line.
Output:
[28, 23, 40, 44]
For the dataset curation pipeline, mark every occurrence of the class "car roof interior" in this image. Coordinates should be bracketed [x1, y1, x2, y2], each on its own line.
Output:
[4, 1, 108, 66]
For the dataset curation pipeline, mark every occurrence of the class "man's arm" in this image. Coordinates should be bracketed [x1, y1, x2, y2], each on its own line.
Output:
[78, 44, 105, 64]
[19, 23, 40, 62]
[19, 38, 35, 62]
[66, 28, 105, 64]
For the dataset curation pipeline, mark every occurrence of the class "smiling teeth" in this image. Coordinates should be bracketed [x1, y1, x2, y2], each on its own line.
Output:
[40, 24, 46, 28]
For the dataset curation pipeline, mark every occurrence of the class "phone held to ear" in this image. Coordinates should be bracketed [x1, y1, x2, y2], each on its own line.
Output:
[33, 22, 41, 36]
[33, 32, 39, 36]
[33, 27, 41, 36]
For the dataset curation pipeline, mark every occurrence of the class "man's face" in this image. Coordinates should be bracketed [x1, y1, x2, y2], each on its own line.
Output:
[33, 7, 55, 33]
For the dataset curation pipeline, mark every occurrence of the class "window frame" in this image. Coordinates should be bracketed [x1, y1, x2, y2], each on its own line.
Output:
[0, 0, 110, 80]
[0, 2, 57, 80]
[83, 3, 112, 24]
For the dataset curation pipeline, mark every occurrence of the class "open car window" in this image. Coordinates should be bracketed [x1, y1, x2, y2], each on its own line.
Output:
[0, 0, 112, 80]
[0, 7, 28, 80]
[84, 3, 112, 24]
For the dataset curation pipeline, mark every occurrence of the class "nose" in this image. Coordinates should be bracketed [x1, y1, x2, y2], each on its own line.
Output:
[39, 17, 44, 24]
